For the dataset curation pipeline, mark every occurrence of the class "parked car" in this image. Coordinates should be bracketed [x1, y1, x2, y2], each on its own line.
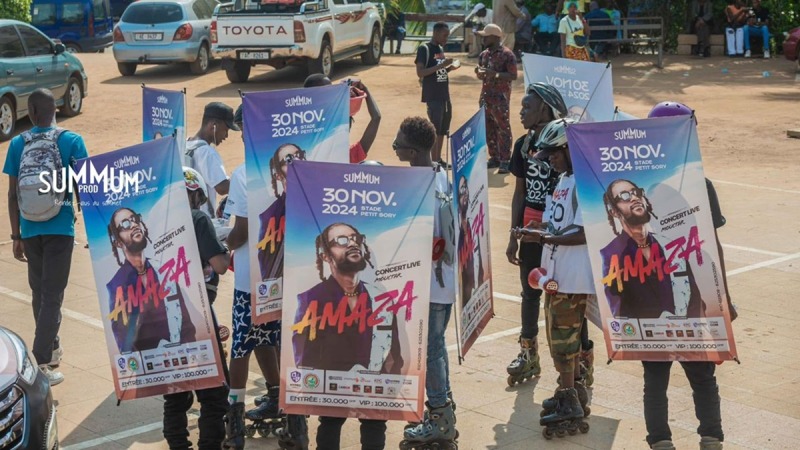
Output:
[784, 26, 800, 69]
[0, 326, 59, 450]
[112, 0, 218, 76]
[30, 0, 114, 53]
[0, 20, 88, 141]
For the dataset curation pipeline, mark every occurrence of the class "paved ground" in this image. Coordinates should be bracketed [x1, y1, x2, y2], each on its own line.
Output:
[1, 50, 799, 449]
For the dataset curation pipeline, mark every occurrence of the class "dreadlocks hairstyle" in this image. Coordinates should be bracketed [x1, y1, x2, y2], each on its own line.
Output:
[107, 207, 151, 266]
[315, 222, 374, 281]
[602, 179, 655, 236]
[399, 117, 436, 152]
[269, 143, 306, 197]
[458, 175, 469, 219]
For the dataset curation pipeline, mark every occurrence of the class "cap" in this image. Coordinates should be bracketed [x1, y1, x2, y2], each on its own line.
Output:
[233, 104, 243, 127]
[203, 102, 240, 131]
[471, 2, 486, 14]
[183, 166, 206, 195]
[477, 23, 504, 38]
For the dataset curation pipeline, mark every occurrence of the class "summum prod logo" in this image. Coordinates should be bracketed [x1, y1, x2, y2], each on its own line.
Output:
[38, 161, 154, 195]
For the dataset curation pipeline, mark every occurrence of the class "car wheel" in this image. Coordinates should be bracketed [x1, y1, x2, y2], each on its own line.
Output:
[60, 77, 83, 117]
[308, 39, 333, 77]
[117, 62, 137, 76]
[65, 43, 81, 53]
[189, 44, 210, 75]
[225, 60, 251, 83]
[0, 96, 15, 142]
[361, 26, 381, 65]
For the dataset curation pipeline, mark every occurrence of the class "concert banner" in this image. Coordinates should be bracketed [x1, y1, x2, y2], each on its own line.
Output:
[243, 84, 350, 324]
[566, 116, 738, 361]
[75, 137, 226, 400]
[450, 109, 493, 358]
[142, 86, 185, 145]
[280, 161, 434, 421]
[521, 53, 614, 123]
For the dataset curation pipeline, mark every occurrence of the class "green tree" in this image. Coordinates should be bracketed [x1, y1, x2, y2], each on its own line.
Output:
[0, 0, 32, 23]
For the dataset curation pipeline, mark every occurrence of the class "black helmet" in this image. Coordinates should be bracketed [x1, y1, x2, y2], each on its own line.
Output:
[526, 82, 568, 119]
[234, 104, 243, 127]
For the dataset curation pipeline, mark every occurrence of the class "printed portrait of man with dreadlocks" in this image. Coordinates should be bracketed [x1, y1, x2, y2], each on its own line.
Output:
[256, 144, 306, 292]
[456, 175, 485, 308]
[599, 179, 706, 320]
[106, 207, 197, 354]
[291, 222, 404, 374]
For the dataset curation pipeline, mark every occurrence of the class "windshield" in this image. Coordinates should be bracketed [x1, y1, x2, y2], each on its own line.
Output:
[121, 3, 184, 24]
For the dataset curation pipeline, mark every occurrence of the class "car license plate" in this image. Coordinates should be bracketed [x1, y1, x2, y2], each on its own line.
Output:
[134, 33, 163, 41]
[239, 51, 270, 60]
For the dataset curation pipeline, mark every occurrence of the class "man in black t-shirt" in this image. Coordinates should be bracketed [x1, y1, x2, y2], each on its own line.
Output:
[416, 22, 460, 167]
[743, 0, 770, 58]
[505, 83, 565, 384]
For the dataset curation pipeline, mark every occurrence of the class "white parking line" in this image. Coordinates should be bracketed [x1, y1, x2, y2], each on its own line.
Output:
[721, 244, 787, 257]
[710, 179, 800, 195]
[726, 251, 800, 276]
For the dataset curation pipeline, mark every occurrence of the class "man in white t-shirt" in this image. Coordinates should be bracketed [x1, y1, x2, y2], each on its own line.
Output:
[186, 102, 239, 218]
[518, 118, 592, 427]
[394, 117, 458, 447]
[221, 106, 287, 449]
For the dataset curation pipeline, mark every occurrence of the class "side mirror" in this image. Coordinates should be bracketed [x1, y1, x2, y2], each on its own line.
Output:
[54, 43, 66, 54]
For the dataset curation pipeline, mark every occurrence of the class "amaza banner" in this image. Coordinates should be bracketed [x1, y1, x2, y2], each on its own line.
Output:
[451, 109, 493, 358]
[76, 137, 226, 400]
[280, 161, 434, 421]
[243, 84, 350, 324]
[522, 53, 614, 123]
[567, 116, 738, 362]
[143, 86, 185, 144]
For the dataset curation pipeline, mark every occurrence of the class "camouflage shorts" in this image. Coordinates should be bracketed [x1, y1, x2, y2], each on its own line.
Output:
[544, 293, 591, 373]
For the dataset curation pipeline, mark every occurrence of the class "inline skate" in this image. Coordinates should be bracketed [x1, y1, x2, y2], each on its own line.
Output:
[540, 378, 590, 418]
[245, 386, 285, 438]
[222, 402, 245, 450]
[277, 414, 309, 450]
[400, 401, 458, 450]
[539, 387, 589, 440]
[506, 337, 541, 387]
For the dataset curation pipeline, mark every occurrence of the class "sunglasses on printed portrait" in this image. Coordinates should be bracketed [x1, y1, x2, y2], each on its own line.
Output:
[116, 214, 143, 232]
[329, 234, 366, 247]
[613, 188, 645, 203]
[280, 151, 306, 166]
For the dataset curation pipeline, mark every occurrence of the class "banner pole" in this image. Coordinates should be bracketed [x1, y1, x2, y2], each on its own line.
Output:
[446, 131, 465, 365]
[577, 62, 612, 123]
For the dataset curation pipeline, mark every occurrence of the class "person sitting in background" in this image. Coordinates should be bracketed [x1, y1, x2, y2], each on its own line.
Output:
[584, 0, 614, 61]
[466, 3, 494, 57]
[532, 3, 560, 56]
[515, 0, 533, 56]
[743, 0, 770, 58]
[724, 0, 748, 56]
[604, 0, 622, 40]
[383, 5, 406, 54]
[691, 0, 714, 57]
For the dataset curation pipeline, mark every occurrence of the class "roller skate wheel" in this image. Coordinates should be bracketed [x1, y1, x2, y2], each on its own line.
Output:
[245, 425, 256, 438]
[579, 421, 590, 434]
[257, 425, 271, 438]
[584, 406, 591, 417]
[431, 443, 441, 450]
[542, 427, 554, 440]
[556, 428, 567, 438]
[568, 428, 578, 436]
[506, 375, 516, 387]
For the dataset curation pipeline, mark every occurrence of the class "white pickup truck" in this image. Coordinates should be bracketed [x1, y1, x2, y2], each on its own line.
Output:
[211, 0, 383, 83]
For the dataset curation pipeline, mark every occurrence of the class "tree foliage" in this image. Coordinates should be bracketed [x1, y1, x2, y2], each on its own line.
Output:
[0, 0, 32, 23]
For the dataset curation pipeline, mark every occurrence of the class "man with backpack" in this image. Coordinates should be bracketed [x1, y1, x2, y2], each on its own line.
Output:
[185, 102, 239, 218]
[3, 88, 88, 385]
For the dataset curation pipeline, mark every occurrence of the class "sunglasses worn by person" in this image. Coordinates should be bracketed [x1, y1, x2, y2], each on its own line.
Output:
[329, 234, 366, 247]
[117, 214, 143, 232]
[614, 188, 645, 203]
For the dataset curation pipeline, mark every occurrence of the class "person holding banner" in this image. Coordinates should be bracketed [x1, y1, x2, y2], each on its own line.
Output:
[106, 207, 198, 353]
[223, 108, 286, 450]
[518, 118, 592, 436]
[394, 117, 459, 449]
[474, 23, 518, 174]
[506, 82, 566, 386]
[185, 102, 239, 218]
[161, 167, 231, 450]
[559, 1, 591, 61]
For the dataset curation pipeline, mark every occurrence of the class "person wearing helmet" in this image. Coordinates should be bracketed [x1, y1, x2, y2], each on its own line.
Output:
[639, 101, 727, 450]
[516, 118, 594, 432]
[505, 82, 565, 387]
[222, 106, 293, 449]
[161, 167, 231, 450]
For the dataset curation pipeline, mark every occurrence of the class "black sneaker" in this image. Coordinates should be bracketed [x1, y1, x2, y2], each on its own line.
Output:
[497, 160, 510, 174]
[487, 158, 500, 169]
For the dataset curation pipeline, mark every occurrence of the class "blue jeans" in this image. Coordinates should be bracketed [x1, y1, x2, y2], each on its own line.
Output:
[426, 303, 452, 408]
[743, 24, 770, 51]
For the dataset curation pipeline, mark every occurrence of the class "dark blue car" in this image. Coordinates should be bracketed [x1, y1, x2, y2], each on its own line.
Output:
[30, 0, 114, 53]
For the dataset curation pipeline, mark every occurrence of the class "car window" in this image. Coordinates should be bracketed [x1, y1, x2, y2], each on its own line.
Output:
[121, 3, 185, 24]
[332, 0, 344, 5]
[17, 26, 53, 57]
[31, 3, 57, 26]
[94, 0, 109, 20]
[0, 26, 25, 58]
[203, 0, 219, 16]
[192, 0, 212, 19]
[62, 3, 86, 26]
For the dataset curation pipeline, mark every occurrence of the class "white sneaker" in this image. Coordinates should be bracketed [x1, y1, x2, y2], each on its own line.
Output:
[744, 50, 751, 58]
[39, 365, 64, 386]
[764, 50, 770, 58]
[49, 347, 63, 367]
